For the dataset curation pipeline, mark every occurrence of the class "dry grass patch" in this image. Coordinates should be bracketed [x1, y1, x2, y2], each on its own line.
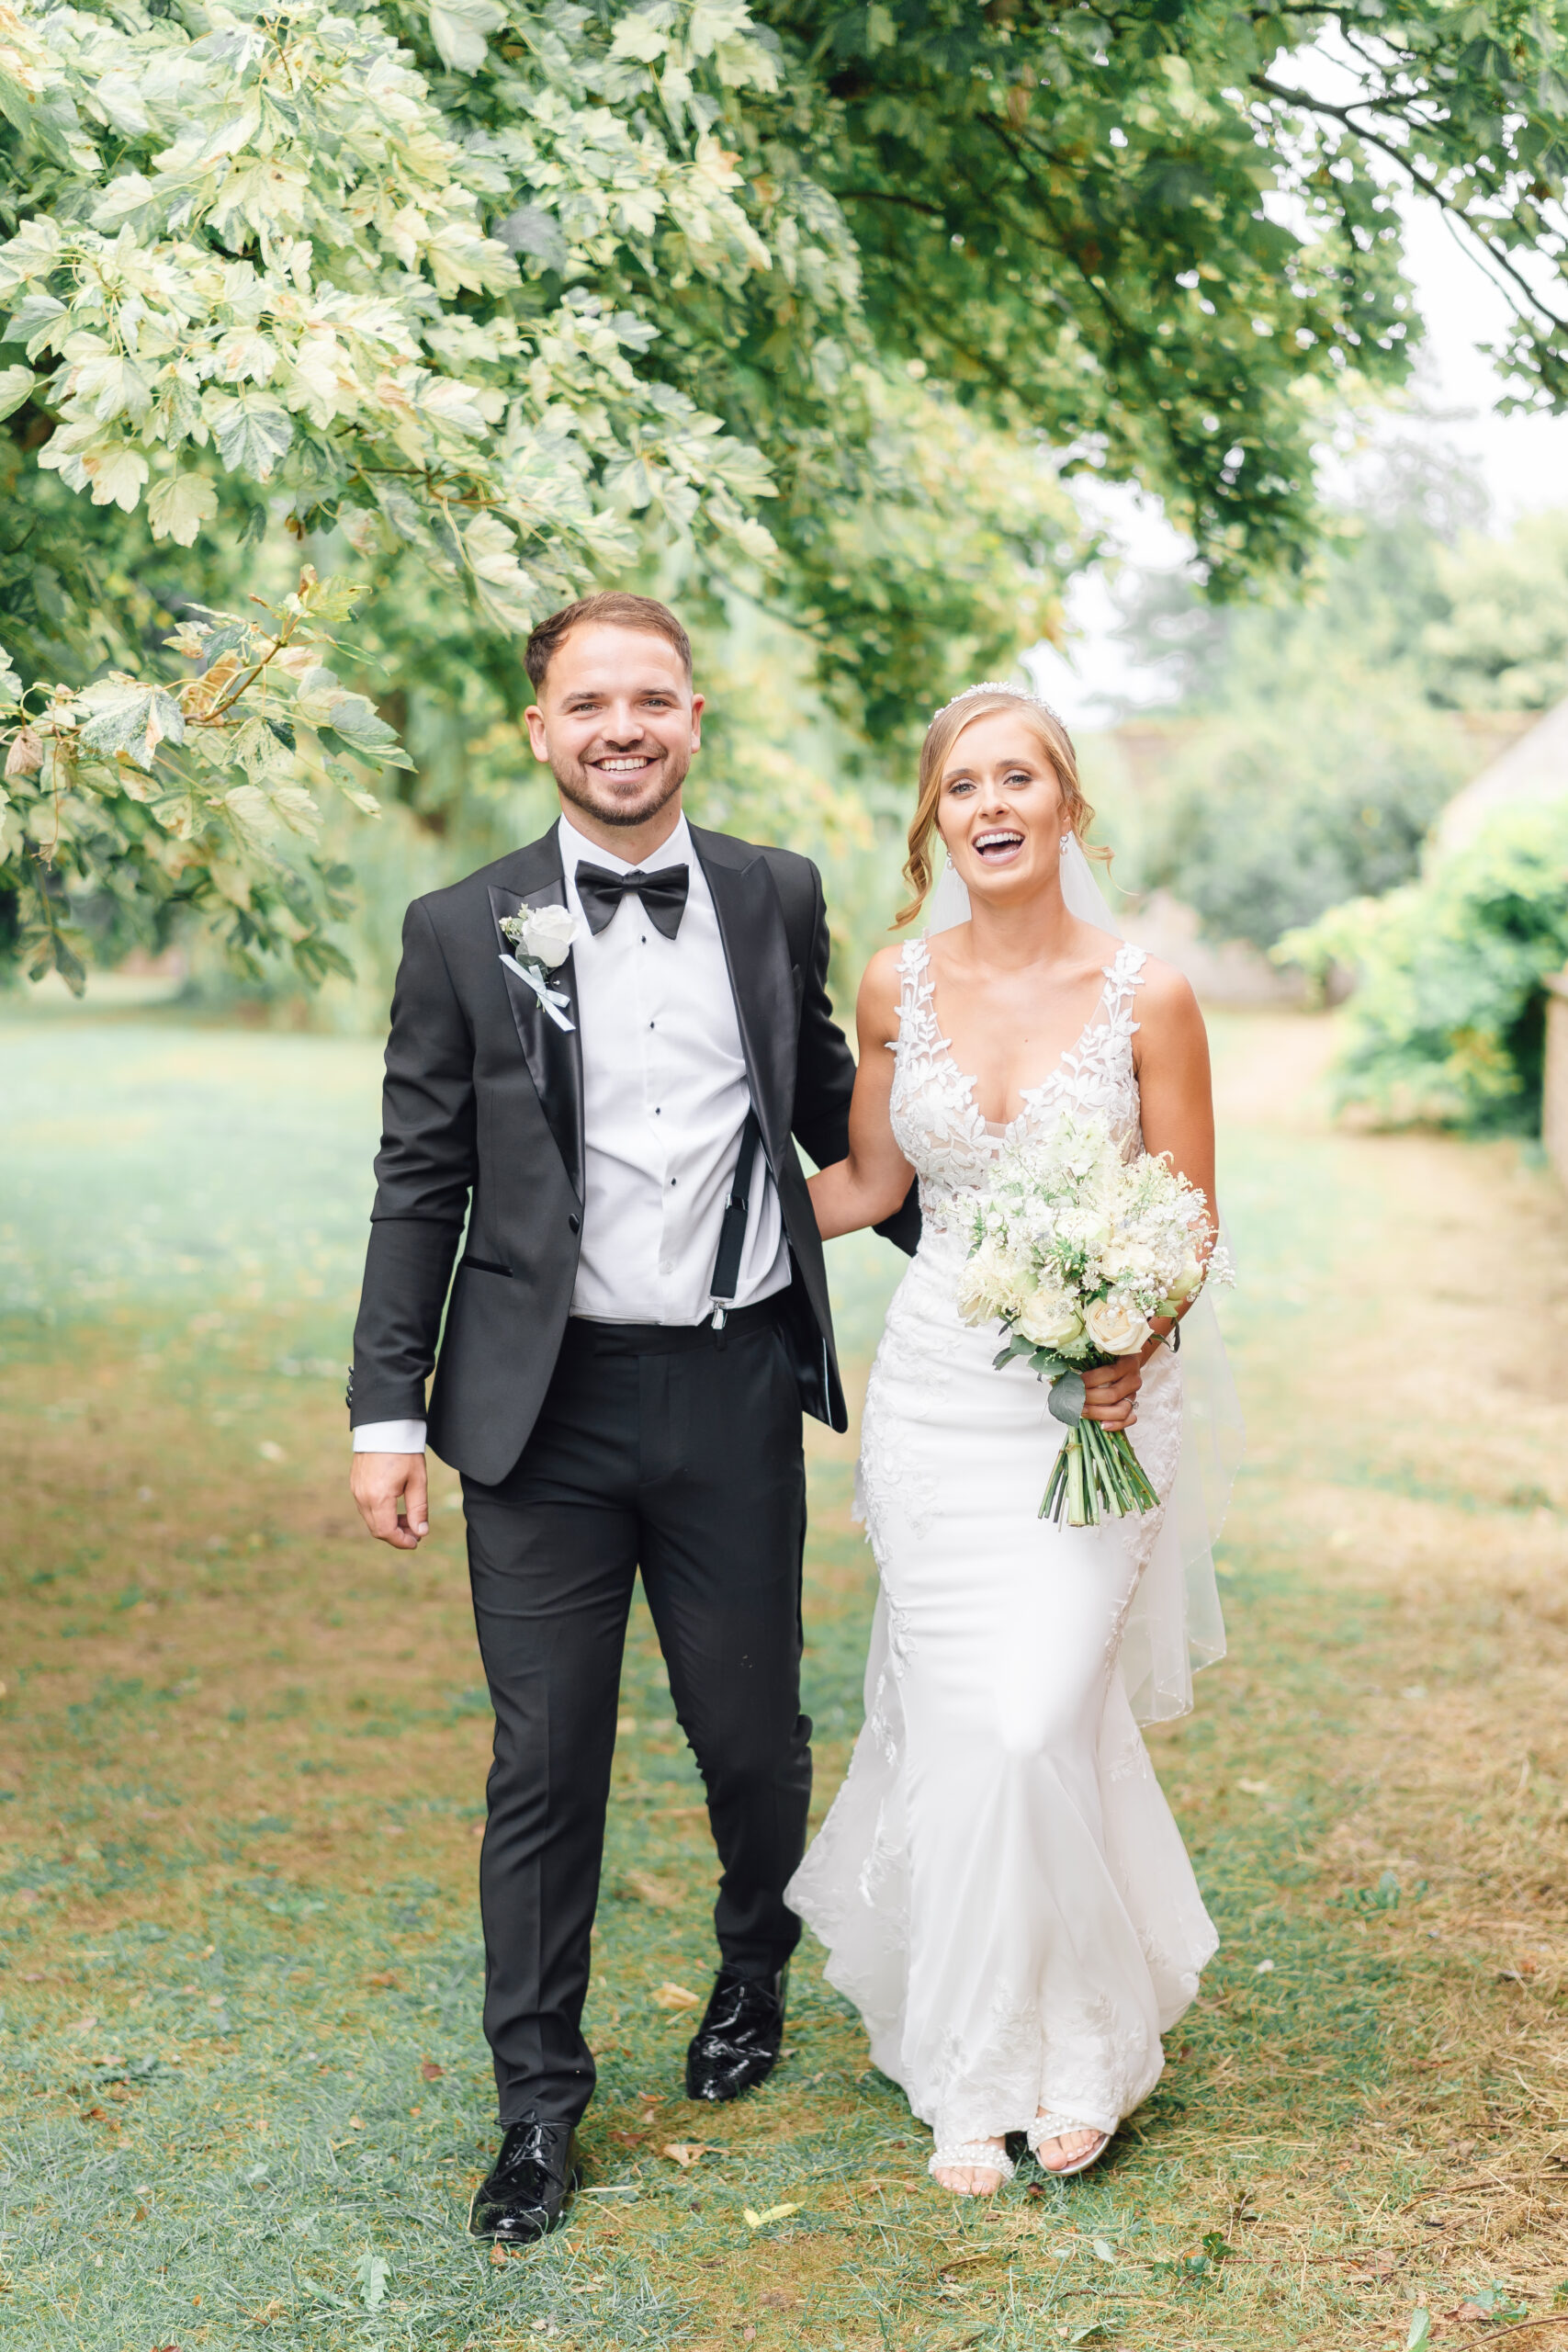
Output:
[1, 1010, 1566, 2347]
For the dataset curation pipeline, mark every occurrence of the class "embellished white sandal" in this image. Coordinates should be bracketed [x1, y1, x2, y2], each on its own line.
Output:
[928, 2137, 1015, 2192]
[1027, 2113, 1112, 2177]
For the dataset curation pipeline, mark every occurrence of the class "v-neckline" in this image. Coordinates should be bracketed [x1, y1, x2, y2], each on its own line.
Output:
[919, 944, 1117, 1142]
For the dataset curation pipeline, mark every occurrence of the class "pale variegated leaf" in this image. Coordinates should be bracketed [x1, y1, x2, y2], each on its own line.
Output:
[147, 472, 218, 547]
[0, 365, 36, 421]
[428, 0, 505, 73]
[209, 397, 294, 480]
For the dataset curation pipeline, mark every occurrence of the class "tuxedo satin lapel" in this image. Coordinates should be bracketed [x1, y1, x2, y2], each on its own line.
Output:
[488, 865, 584, 1202]
[696, 838, 795, 1171]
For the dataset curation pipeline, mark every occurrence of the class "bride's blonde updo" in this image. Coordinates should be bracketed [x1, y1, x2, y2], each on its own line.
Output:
[896, 684, 1096, 929]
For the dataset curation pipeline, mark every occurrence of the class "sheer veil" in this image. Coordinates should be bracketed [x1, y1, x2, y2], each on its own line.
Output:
[925, 842, 1241, 1723]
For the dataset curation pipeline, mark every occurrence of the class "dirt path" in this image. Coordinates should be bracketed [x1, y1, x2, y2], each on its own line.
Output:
[1, 1010, 1565, 2349]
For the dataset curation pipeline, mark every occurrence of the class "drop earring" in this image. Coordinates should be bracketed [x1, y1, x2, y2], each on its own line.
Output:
[1059, 831, 1072, 853]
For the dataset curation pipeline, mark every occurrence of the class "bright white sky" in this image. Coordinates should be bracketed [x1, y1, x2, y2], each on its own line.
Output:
[1031, 193, 1568, 725]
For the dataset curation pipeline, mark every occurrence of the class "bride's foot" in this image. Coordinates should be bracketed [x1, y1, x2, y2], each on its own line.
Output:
[1028, 2113, 1111, 2177]
[929, 2136, 1014, 2196]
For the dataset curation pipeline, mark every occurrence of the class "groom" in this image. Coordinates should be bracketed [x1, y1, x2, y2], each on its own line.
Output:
[348, 593, 915, 2244]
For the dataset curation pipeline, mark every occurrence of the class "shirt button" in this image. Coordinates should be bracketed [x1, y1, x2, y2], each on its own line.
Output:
[660, 1260, 673, 1276]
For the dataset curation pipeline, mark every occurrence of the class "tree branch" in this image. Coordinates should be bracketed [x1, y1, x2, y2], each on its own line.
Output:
[1251, 72, 1568, 334]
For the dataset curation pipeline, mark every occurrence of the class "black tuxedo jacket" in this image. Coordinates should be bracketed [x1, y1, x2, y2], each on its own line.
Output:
[350, 820, 919, 1486]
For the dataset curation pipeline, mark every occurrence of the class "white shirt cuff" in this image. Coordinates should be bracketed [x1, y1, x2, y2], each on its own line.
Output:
[352, 1419, 427, 1454]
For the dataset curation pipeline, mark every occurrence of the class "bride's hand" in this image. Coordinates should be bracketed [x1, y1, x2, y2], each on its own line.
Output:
[1080, 1355, 1142, 1429]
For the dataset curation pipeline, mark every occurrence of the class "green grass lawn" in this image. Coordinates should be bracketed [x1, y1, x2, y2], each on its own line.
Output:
[2, 1006, 1566, 2351]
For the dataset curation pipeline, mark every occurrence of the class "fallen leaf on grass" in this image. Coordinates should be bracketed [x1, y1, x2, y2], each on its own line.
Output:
[420, 2059, 444, 2081]
[367, 1972, 400, 1990]
[68, 2016, 98, 2034]
[660, 2143, 710, 2168]
[625, 1871, 681, 1909]
[1406, 2312, 1431, 2351]
[743, 2203, 800, 2228]
[346, 2117, 364, 2131]
[758, 2290, 800, 2310]
[490, 2245, 509, 2268]
[650, 1982, 699, 2010]
[934, 2249, 1003, 2279]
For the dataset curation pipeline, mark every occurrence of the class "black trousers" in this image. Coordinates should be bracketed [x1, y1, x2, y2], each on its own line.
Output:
[461, 1299, 811, 2128]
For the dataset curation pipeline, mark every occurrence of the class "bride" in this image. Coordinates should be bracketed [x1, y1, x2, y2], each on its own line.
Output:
[787, 684, 1238, 2195]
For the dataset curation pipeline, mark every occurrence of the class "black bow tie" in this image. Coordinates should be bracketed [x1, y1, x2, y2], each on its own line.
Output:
[575, 860, 690, 941]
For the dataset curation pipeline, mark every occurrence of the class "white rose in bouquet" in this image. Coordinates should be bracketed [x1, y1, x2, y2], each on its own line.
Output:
[1105, 1236, 1157, 1283]
[956, 1237, 1036, 1328]
[1083, 1295, 1152, 1356]
[1158, 1249, 1205, 1314]
[1015, 1286, 1084, 1351]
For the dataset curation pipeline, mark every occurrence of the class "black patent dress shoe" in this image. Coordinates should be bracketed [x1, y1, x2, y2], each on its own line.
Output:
[684, 1963, 788, 2102]
[468, 2116, 581, 2245]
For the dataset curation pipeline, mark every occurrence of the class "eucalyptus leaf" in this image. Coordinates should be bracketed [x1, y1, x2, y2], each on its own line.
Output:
[992, 1333, 1036, 1371]
[1048, 1372, 1086, 1427]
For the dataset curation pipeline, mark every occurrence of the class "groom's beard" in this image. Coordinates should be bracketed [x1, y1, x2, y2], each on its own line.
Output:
[548, 743, 690, 833]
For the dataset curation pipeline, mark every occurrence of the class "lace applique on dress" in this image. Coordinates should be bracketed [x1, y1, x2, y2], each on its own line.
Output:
[886, 935, 1150, 1238]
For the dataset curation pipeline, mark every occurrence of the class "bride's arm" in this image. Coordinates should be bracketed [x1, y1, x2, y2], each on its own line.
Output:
[1131, 958, 1219, 1363]
[808, 948, 915, 1240]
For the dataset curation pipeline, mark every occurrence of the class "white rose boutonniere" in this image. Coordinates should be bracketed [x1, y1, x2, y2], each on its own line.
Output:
[499, 903, 584, 1031]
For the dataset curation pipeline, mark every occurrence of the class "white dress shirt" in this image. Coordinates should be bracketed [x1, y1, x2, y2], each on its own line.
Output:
[354, 808, 788, 1453]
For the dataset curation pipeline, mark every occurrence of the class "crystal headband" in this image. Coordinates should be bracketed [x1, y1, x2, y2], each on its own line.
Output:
[934, 680, 1065, 724]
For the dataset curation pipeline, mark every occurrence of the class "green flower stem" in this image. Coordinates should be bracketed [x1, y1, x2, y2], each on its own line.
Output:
[1038, 1417, 1159, 1529]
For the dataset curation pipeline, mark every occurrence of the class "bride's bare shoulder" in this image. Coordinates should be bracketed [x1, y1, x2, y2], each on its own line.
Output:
[856, 943, 907, 1043]
[1131, 951, 1208, 1054]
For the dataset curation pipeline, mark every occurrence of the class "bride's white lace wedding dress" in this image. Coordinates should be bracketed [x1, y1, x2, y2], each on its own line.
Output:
[787, 934, 1220, 2164]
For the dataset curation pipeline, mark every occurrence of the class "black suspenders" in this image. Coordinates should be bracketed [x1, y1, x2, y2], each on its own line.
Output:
[708, 1105, 762, 1329]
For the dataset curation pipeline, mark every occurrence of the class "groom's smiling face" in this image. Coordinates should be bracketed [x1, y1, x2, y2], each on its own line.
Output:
[525, 622, 704, 839]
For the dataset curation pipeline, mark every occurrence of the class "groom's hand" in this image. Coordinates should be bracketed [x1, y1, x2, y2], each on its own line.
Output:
[351, 1452, 430, 1548]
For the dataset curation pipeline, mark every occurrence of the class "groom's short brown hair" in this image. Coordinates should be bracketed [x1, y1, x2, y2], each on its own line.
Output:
[525, 593, 693, 690]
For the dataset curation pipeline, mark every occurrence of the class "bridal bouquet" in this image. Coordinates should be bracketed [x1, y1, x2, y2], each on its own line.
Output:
[957, 1113, 1224, 1528]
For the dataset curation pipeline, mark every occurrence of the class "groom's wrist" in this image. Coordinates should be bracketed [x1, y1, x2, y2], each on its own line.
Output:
[352, 1419, 427, 1453]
